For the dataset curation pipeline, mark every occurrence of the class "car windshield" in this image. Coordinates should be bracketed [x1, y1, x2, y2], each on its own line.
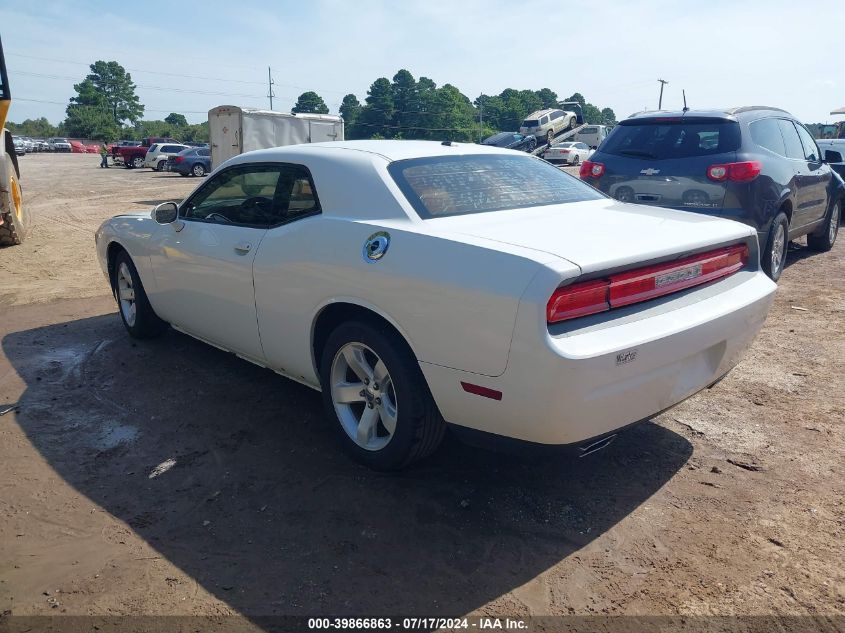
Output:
[601, 118, 741, 159]
[522, 120, 539, 127]
[580, 127, 598, 134]
[388, 154, 604, 219]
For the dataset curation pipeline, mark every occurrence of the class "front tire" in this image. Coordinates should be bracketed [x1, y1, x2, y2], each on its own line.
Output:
[807, 200, 839, 252]
[762, 212, 789, 282]
[546, 130, 554, 147]
[572, 155, 581, 166]
[112, 251, 168, 339]
[320, 321, 445, 470]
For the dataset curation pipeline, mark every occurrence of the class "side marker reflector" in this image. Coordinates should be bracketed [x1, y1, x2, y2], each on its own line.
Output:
[461, 382, 502, 401]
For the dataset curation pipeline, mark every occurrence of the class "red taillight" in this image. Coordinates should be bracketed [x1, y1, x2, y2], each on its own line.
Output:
[547, 244, 749, 324]
[707, 161, 761, 182]
[173, 156, 184, 163]
[547, 279, 610, 323]
[580, 160, 605, 179]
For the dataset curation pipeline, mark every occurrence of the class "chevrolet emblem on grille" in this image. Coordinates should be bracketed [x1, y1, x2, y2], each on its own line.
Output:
[640, 168, 660, 175]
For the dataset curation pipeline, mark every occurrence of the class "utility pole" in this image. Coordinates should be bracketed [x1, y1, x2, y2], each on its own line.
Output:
[479, 99, 484, 143]
[657, 79, 668, 110]
[267, 66, 275, 110]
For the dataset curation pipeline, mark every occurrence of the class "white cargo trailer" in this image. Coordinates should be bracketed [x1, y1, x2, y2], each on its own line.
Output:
[208, 105, 344, 168]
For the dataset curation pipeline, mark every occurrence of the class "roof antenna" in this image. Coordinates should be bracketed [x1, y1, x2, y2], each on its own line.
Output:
[682, 90, 689, 113]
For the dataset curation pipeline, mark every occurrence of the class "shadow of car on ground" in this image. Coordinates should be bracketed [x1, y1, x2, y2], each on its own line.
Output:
[3, 311, 692, 619]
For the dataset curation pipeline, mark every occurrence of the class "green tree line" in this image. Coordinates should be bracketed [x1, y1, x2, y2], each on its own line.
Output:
[7, 60, 839, 143]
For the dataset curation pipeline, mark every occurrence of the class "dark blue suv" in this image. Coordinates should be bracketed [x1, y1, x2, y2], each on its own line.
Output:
[581, 107, 845, 281]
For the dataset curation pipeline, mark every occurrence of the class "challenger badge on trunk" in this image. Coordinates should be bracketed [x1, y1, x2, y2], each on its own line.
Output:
[655, 264, 703, 288]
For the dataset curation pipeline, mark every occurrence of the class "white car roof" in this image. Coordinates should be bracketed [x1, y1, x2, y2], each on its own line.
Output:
[230, 140, 518, 164]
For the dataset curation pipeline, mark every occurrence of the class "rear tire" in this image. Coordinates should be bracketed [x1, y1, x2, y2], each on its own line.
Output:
[0, 154, 30, 246]
[132, 156, 144, 169]
[319, 321, 445, 470]
[807, 200, 839, 252]
[112, 251, 168, 339]
[546, 130, 554, 147]
[192, 163, 206, 177]
[762, 212, 789, 282]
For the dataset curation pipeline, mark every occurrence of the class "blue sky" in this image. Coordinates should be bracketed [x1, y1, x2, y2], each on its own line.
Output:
[2, 0, 842, 126]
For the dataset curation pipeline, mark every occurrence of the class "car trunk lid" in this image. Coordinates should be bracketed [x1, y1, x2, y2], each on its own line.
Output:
[427, 198, 752, 274]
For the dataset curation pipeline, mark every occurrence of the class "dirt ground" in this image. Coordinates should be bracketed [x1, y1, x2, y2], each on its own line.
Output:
[0, 154, 843, 628]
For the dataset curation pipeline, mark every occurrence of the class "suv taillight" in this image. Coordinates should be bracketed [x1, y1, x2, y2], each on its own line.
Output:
[707, 161, 761, 182]
[547, 244, 749, 324]
[579, 160, 605, 179]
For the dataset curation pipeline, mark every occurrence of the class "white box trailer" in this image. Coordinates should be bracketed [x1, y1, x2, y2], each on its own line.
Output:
[208, 105, 344, 168]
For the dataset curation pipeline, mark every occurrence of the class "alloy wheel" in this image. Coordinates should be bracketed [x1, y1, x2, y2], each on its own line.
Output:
[330, 342, 398, 451]
[829, 203, 839, 245]
[116, 262, 136, 327]
[771, 223, 786, 277]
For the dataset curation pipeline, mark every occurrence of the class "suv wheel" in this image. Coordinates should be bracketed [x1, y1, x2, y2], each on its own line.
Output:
[807, 200, 839, 252]
[762, 212, 789, 282]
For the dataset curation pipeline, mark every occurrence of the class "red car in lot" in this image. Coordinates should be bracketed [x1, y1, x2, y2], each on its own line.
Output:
[69, 140, 87, 153]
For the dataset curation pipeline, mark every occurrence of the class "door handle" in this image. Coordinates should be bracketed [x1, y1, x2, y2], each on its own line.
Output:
[234, 241, 252, 254]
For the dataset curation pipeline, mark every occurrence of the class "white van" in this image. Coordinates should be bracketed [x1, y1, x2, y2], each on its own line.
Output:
[574, 125, 610, 149]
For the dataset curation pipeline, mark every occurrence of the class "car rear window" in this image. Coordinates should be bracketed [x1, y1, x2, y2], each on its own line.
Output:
[601, 118, 741, 159]
[388, 154, 604, 219]
[580, 127, 598, 134]
[523, 120, 539, 127]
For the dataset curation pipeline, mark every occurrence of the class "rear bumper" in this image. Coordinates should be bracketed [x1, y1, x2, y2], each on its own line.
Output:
[421, 270, 775, 445]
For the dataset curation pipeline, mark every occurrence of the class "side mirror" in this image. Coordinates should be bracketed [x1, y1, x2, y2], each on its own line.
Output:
[824, 149, 843, 164]
[152, 202, 178, 224]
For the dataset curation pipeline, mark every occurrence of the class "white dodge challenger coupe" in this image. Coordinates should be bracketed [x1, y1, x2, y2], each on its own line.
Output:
[95, 140, 777, 470]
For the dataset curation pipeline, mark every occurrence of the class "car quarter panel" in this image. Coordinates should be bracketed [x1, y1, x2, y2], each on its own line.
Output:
[421, 268, 776, 444]
[252, 216, 559, 384]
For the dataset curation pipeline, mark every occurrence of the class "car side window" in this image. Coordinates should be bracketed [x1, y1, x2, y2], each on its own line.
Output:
[540, 115, 549, 125]
[794, 124, 820, 162]
[777, 120, 806, 161]
[750, 118, 786, 156]
[199, 148, 210, 157]
[181, 164, 320, 227]
[551, 111, 562, 121]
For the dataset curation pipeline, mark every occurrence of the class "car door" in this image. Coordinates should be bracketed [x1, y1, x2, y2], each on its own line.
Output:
[251, 164, 325, 382]
[776, 119, 823, 230]
[794, 122, 832, 228]
[148, 163, 290, 362]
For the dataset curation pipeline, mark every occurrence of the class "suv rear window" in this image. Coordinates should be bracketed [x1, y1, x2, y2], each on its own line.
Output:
[388, 154, 603, 219]
[602, 118, 741, 159]
[523, 119, 539, 127]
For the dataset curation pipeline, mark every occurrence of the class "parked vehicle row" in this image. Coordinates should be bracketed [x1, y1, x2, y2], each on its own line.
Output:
[580, 106, 844, 282]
